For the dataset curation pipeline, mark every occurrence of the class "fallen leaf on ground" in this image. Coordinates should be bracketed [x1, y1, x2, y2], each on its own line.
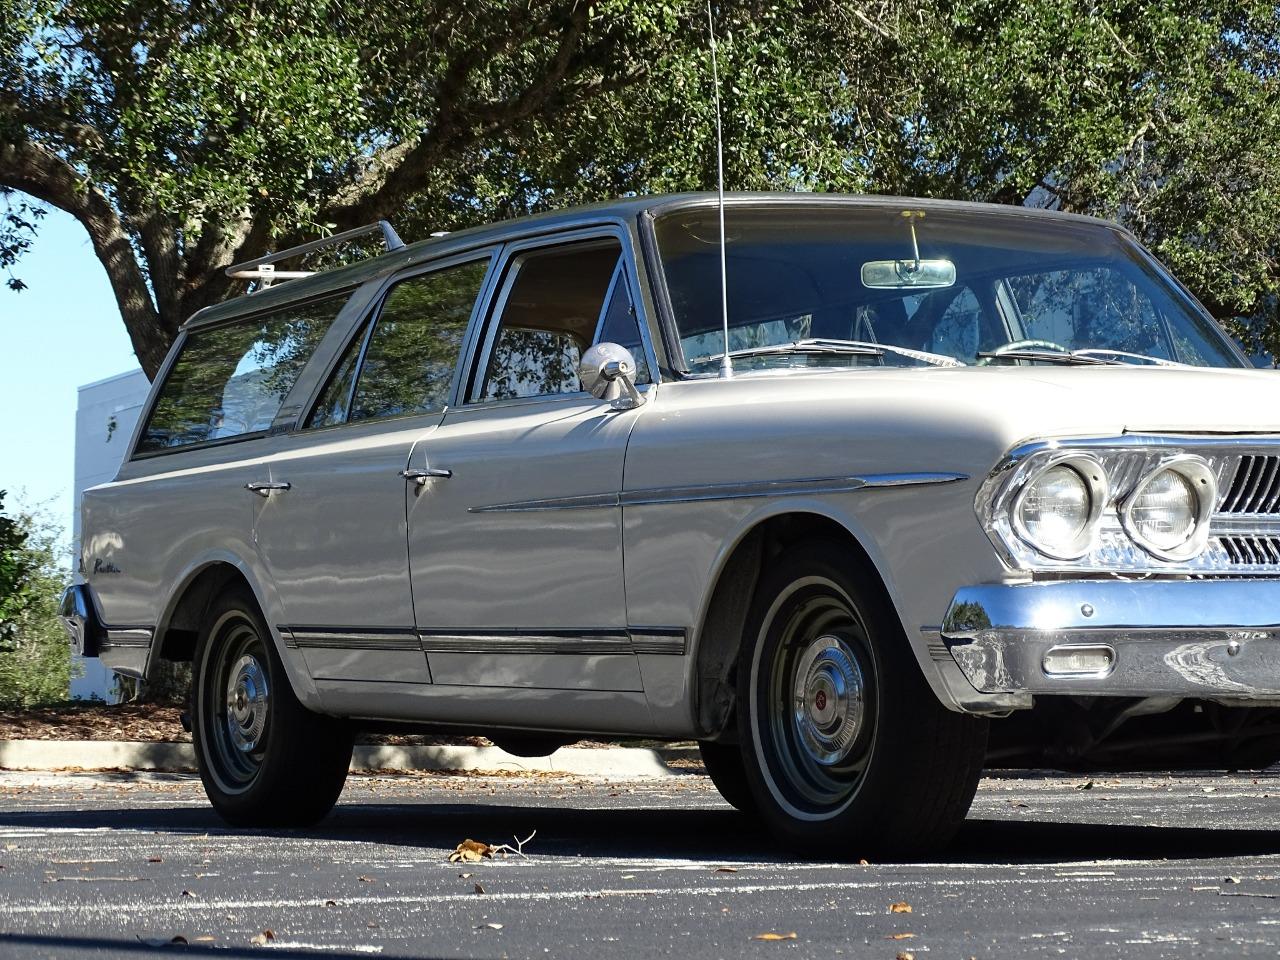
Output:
[716, 867, 739, 873]
[356, 875, 376, 883]
[194, 936, 215, 942]
[858, 859, 870, 865]
[888, 932, 916, 940]
[147, 857, 163, 864]
[752, 932, 798, 941]
[249, 929, 276, 946]
[179, 890, 195, 898]
[1076, 780, 1094, 790]
[135, 936, 189, 948]
[896, 952, 915, 960]
[448, 839, 494, 863]
[477, 922, 503, 930]
[889, 902, 912, 914]
[324, 899, 337, 907]
[1224, 876, 1242, 884]
[474, 883, 486, 895]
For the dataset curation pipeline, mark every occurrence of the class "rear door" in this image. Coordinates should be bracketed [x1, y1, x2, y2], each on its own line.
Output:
[252, 254, 494, 682]
[406, 230, 656, 691]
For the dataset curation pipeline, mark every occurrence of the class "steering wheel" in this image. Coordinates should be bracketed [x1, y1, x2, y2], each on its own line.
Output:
[977, 338, 1071, 365]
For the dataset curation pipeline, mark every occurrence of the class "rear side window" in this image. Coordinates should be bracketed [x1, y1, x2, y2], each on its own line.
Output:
[138, 296, 344, 453]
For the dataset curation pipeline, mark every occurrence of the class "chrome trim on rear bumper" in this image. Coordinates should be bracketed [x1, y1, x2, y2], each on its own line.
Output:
[58, 584, 104, 658]
[942, 579, 1280, 701]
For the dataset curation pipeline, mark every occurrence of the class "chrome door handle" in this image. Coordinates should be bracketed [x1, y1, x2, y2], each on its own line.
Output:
[400, 467, 452, 485]
[245, 481, 292, 497]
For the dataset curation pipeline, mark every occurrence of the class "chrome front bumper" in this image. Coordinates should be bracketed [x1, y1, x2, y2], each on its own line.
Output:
[941, 579, 1280, 703]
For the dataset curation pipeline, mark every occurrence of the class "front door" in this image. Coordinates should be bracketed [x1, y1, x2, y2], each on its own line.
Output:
[253, 254, 494, 682]
[407, 235, 654, 691]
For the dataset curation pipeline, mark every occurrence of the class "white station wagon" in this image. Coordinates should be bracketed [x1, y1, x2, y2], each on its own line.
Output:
[62, 193, 1280, 856]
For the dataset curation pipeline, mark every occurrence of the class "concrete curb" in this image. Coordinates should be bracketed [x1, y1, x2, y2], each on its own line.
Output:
[0, 740, 689, 778]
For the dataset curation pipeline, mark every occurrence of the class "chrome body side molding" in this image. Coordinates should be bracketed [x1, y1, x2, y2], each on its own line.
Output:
[278, 626, 689, 656]
[281, 627, 422, 652]
[470, 471, 968, 514]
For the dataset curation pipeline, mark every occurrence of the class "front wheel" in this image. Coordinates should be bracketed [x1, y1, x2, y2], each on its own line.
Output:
[736, 541, 987, 858]
[191, 585, 353, 827]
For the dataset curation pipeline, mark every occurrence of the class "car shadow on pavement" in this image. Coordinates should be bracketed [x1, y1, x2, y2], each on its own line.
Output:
[2, 798, 1280, 865]
[0, 932, 441, 959]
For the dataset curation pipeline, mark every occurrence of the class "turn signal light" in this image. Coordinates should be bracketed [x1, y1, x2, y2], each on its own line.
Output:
[1042, 645, 1116, 677]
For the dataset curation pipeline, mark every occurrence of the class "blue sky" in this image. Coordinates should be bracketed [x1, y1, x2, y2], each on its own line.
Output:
[0, 208, 140, 529]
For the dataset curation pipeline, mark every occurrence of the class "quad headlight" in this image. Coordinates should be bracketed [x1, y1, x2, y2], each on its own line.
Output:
[1011, 455, 1108, 560]
[1119, 457, 1216, 561]
[978, 442, 1222, 571]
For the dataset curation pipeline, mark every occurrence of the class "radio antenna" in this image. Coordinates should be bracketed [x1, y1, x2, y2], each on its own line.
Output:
[706, 0, 732, 379]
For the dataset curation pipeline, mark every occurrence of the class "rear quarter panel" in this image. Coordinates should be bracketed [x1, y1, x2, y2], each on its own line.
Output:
[81, 440, 313, 700]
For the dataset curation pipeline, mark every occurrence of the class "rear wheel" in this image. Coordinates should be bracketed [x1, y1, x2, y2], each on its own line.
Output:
[191, 585, 352, 826]
[735, 541, 987, 858]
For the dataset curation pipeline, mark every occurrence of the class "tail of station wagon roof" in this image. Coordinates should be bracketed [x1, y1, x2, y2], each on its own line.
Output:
[61, 193, 1280, 856]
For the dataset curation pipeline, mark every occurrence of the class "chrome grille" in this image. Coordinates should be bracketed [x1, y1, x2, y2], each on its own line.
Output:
[1220, 535, 1280, 566]
[1220, 455, 1280, 514]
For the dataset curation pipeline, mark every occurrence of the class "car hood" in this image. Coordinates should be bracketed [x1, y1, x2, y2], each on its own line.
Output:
[715, 364, 1280, 440]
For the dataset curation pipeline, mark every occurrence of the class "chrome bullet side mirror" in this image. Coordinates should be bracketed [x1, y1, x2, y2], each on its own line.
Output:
[578, 343, 646, 411]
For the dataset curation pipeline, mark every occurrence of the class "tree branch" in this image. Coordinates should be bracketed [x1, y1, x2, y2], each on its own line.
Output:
[323, 2, 597, 230]
[0, 138, 167, 377]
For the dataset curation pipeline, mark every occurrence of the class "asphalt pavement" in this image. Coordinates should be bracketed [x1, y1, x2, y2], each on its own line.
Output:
[2, 767, 1280, 958]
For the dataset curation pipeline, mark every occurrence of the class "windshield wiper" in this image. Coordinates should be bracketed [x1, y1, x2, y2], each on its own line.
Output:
[694, 338, 964, 368]
[976, 348, 1114, 366]
[1070, 348, 1186, 367]
[976, 345, 1185, 367]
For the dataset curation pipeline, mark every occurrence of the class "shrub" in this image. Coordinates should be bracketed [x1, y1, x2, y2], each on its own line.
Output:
[0, 493, 76, 707]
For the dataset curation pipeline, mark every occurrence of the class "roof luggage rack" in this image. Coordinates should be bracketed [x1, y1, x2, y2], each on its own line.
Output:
[225, 220, 406, 291]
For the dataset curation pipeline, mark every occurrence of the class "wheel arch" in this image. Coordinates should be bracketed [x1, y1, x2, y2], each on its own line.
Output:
[689, 504, 901, 739]
[146, 553, 318, 705]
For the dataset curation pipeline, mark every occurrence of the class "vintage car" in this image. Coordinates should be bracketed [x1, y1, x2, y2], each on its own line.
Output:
[61, 193, 1280, 855]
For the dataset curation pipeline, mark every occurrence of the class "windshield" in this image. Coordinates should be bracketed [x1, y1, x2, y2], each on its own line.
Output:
[653, 204, 1245, 372]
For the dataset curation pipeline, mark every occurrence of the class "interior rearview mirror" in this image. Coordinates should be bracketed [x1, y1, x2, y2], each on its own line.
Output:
[579, 343, 646, 411]
[861, 258, 956, 289]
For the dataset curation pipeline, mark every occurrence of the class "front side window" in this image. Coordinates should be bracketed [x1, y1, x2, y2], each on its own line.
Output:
[475, 241, 624, 402]
[654, 206, 1244, 372]
[138, 295, 345, 453]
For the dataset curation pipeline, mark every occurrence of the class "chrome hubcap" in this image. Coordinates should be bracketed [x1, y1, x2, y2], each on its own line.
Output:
[225, 654, 269, 753]
[792, 635, 864, 765]
[755, 579, 878, 819]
